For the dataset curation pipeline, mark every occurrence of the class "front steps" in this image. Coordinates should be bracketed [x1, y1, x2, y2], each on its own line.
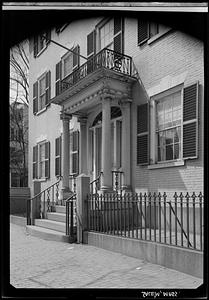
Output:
[26, 205, 76, 243]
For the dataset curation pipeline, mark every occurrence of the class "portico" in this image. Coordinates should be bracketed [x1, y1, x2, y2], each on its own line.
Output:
[51, 54, 137, 195]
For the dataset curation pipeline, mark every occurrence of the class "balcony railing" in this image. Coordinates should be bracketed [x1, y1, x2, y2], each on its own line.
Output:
[61, 48, 133, 92]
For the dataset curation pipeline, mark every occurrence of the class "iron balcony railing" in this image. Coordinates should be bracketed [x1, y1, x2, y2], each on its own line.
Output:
[60, 48, 133, 92]
[87, 191, 204, 252]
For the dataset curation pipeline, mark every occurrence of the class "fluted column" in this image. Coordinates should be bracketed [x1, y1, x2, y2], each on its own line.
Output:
[121, 100, 131, 190]
[60, 111, 72, 200]
[78, 116, 88, 175]
[101, 96, 112, 191]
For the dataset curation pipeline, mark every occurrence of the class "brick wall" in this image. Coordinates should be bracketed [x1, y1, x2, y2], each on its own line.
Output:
[124, 18, 204, 194]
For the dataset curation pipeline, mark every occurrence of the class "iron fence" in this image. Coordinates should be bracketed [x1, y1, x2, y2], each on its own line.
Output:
[87, 192, 204, 251]
[66, 193, 77, 241]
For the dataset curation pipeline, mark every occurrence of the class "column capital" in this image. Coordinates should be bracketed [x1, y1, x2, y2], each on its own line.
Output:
[77, 116, 88, 125]
[99, 88, 115, 102]
[60, 111, 72, 121]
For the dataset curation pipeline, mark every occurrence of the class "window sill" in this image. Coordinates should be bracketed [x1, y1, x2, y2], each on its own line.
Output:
[148, 160, 185, 170]
[32, 178, 47, 182]
[35, 106, 47, 116]
[147, 28, 171, 45]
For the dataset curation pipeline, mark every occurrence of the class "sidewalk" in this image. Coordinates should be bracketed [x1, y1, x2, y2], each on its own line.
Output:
[10, 223, 202, 289]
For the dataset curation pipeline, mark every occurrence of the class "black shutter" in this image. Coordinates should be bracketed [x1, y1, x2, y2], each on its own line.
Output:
[33, 81, 38, 114]
[45, 71, 51, 105]
[73, 45, 80, 69]
[113, 18, 124, 53]
[55, 61, 62, 96]
[138, 19, 149, 45]
[137, 103, 149, 165]
[33, 145, 38, 179]
[87, 30, 96, 57]
[34, 36, 38, 57]
[183, 82, 199, 159]
[45, 141, 50, 178]
[55, 136, 62, 176]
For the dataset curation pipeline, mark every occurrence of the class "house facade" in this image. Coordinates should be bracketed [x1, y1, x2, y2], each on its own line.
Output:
[28, 16, 204, 199]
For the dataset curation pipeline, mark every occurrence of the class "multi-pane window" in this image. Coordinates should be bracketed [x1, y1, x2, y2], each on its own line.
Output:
[100, 19, 114, 50]
[33, 142, 50, 179]
[70, 131, 79, 174]
[34, 30, 51, 57]
[63, 52, 73, 78]
[55, 136, 62, 176]
[156, 91, 182, 162]
[33, 71, 51, 114]
[39, 75, 46, 110]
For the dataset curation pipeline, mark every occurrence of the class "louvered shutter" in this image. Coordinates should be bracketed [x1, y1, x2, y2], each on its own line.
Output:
[137, 103, 149, 165]
[114, 18, 124, 53]
[55, 136, 62, 176]
[183, 82, 199, 159]
[87, 30, 96, 74]
[33, 81, 38, 114]
[45, 141, 50, 178]
[73, 45, 80, 84]
[70, 131, 79, 174]
[138, 19, 149, 45]
[55, 61, 62, 96]
[45, 71, 51, 105]
[33, 145, 38, 179]
[34, 36, 38, 57]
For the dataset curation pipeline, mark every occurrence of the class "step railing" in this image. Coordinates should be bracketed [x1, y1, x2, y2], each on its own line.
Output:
[26, 176, 62, 225]
[90, 172, 102, 194]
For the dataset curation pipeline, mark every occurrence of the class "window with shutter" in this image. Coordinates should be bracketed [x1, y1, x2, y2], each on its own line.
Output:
[183, 82, 198, 159]
[34, 71, 51, 114]
[137, 103, 149, 165]
[33, 30, 51, 57]
[87, 30, 96, 74]
[113, 17, 124, 53]
[55, 136, 62, 176]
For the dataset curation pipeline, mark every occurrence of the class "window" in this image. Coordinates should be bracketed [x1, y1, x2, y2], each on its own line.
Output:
[100, 19, 114, 50]
[156, 91, 182, 162]
[33, 71, 51, 114]
[34, 30, 51, 57]
[70, 131, 79, 174]
[33, 141, 50, 179]
[137, 82, 199, 166]
[138, 19, 170, 45]
[55, 136, 62, 176]
[55, 45, 80, 96]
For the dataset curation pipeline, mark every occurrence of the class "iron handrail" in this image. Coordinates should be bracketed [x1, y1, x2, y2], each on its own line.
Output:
[30, 176, 62, 200]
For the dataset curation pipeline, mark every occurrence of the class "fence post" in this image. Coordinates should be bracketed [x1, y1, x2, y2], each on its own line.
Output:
[31, 181, 41, 225]
[76, 174, 90, 244]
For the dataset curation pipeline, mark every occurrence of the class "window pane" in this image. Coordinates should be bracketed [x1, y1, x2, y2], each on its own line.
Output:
[39, 77, 46, 95]
[174, 127, 181, 143]
[174, 144, 180, 159]
[165, 129, 173, 145]
[63, 54, 73, 77]
[166, 145, 173, 160]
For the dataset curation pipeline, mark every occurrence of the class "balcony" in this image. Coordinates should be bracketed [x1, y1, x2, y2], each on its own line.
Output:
[51, 48, 137, 113]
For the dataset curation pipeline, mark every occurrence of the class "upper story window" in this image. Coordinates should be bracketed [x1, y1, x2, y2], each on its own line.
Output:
[62, 51, 73, 79]
[137, 82, 199, 166]
[33, 71, 51, 115]
[138, 19, 170, 46]
[34, 30, 51, 57]
[99, 19, 114, 50]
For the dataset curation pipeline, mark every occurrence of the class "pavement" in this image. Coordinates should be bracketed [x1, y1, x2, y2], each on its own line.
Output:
[10, 223, 203, 290]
